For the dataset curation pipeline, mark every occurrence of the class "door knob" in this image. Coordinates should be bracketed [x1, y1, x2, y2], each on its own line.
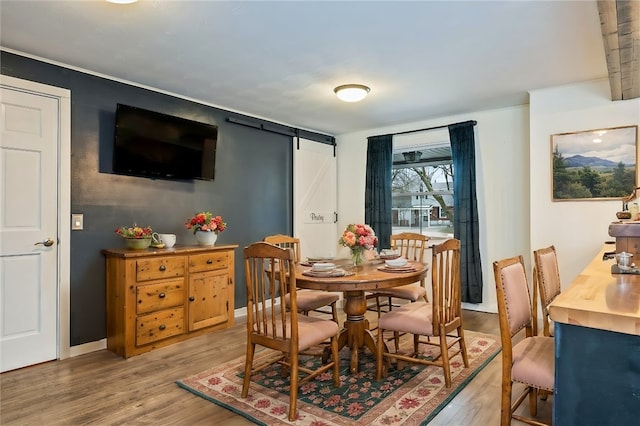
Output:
[34, 238, 55, 247]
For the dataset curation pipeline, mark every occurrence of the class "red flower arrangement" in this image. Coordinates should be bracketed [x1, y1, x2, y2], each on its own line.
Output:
[185, 212, 227, 234]
[114, 224, 153, 239]
[338, 223, 378, 250]
[338, 223, 377, 266]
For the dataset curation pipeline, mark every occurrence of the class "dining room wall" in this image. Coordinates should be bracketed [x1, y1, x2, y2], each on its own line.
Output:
[529, 79, 640, 290]
[335, 105, 531, 314]
[0, 50, 329, 346]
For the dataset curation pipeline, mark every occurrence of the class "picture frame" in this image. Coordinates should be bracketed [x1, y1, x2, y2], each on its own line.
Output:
[551, 125, 638, 201]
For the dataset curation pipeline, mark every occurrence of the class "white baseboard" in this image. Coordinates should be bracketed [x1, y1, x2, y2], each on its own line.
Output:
[69, 338, 107, 357]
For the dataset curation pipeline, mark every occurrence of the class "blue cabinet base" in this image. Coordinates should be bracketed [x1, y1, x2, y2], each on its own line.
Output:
[554, 323, 640, 425]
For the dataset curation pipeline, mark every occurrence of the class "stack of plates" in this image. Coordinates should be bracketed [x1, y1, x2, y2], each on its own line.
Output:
[385, 258, 408, 268]
[311, 262, 336, 272]
[304, 262, 347, 277]
[378, 257, 416, 273]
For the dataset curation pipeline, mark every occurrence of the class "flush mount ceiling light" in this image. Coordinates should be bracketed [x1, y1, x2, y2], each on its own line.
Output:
[106, 0, 138, 4]
[334, 84, 371, 102]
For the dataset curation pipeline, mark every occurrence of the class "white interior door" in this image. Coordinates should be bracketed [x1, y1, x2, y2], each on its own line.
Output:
[293, 138, 337, 259]
[0, 82, 60, 372]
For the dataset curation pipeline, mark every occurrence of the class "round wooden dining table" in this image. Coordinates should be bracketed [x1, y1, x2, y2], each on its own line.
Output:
[294, 260, 428, 373]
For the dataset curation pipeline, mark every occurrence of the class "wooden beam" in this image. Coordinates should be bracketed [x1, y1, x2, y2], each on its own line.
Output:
[598, 0, 640, 101]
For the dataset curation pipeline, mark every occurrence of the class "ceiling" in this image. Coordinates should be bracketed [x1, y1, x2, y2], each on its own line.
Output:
[0, 1, 611, 136]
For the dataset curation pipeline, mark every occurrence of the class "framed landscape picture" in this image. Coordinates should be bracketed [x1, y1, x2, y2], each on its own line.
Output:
[551, 125, 638, 201]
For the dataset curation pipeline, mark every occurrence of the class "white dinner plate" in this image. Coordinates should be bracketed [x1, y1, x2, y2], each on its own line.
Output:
[385, 258, 408, 268]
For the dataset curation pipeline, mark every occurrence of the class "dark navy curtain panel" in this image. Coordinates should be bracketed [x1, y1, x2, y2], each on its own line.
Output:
[365, 134, 393, 250]
[449, 121, 483, 303]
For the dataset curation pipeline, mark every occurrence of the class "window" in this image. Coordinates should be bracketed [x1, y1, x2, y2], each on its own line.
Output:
[391, 137, 454, 238]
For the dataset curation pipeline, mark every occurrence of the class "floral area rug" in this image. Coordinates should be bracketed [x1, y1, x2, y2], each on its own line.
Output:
[176, 330, 500, 425]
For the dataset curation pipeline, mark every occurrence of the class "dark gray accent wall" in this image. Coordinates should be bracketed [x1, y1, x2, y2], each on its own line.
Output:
[0, 51, 314, 346]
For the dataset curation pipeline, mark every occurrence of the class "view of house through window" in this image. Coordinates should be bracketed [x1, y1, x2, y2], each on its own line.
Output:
[392, 136, 454, 239]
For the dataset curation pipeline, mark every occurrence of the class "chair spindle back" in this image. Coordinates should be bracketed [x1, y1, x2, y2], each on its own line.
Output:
[431, 238, 461, 334]
[390, 232, 429, 262]
[244, 242, 297, 346]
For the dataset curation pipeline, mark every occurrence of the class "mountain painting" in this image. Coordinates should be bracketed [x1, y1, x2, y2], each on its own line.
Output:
[551, 125, 638, 200]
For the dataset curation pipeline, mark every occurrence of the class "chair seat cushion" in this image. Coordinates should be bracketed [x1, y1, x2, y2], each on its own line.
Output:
[373, 284, 426, 302]
[285, 290, 340, 312]
[378, 301, 433, 335]
[257, 314, 339, 350]
[297, 315, 339, 349]
[512, 336, 555, 391]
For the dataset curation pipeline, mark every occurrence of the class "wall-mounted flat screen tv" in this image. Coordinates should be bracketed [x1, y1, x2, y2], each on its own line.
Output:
[113, 104, 217, 181]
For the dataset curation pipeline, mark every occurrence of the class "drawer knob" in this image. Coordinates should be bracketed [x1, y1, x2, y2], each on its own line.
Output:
[158, 292, 166, 298]
[206, 259, 213, 264]
[159, 324, 166, 331]
[159, 265, 166, 271]
[189, 296, 195, 302]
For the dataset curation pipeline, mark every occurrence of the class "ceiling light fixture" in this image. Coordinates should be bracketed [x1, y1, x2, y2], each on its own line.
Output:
[334, 84, 371, 102]
[106, 0, 138, 4]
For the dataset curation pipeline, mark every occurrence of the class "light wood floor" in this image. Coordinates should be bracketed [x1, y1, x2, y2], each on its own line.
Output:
[0, 310, 552, 425]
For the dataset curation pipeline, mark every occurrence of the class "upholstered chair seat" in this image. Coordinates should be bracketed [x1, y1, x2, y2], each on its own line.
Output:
[373, 285, 426, 302]
[378, 301, 433, 335]
[255, 314, 339, 350]
[511, 336, 555, 391]
[285, 290, 340, 315]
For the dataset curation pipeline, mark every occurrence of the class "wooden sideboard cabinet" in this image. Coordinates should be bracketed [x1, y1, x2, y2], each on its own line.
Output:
[103, 244, 238, 358]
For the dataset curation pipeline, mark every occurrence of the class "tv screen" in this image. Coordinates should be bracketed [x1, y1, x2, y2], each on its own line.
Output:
[113, 104, 217, 181]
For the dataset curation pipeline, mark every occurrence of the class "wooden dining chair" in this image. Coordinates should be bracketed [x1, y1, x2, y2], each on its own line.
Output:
[493, 255, 555, 426]
[263, 234, 339, 323]
[241, 242, 340, 421]
[367, 232, 429, 317]
[375, 238, 468, 388]
[532, 246, 562, 337]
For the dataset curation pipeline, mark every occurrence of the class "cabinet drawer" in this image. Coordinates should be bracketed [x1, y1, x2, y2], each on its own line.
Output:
[136, 279, 185, 315]
[136, 257, 185, 282]
[136, 307, 184, 346]
[189, 252, 228, 273]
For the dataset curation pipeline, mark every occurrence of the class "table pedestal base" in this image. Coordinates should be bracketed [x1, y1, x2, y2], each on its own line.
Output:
[295, 261, 428, 374]
[337, 290, 378, 373]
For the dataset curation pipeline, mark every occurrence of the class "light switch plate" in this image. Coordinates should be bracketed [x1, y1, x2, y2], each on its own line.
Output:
[72, 214, 83, 230]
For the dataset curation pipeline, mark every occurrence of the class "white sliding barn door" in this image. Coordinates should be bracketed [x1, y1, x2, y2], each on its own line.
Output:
[293, 138, 337, 259]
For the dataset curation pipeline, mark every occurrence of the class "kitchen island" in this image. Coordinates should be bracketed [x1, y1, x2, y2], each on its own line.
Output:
[548, 244, 640, 425]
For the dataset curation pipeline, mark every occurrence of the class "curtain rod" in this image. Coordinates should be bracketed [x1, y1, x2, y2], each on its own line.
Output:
[378, 120, 477, 138]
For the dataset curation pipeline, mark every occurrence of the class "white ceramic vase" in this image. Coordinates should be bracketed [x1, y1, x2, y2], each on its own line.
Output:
[195, 231, 217, 246]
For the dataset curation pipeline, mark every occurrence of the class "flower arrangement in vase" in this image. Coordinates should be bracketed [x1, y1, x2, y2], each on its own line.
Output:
[185, 212, 227, 246]
[338, 223, 378, 266]
[114, 224, 153, 249]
